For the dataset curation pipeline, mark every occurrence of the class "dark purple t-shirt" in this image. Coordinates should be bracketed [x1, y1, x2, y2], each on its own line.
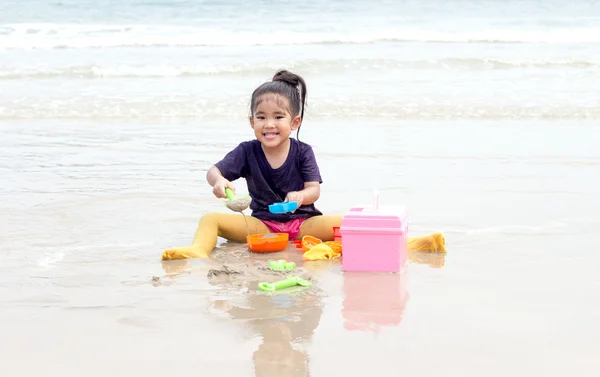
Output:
[214, 138, 323, 222]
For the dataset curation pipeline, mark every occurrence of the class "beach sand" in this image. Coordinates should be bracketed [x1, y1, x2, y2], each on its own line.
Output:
[2, 0, 600, 375]
[1, 117, 599, 376]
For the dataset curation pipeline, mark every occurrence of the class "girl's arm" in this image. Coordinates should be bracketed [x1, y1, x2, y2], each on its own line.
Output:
[207, 165, 225, 186]
[207, 165, 234, 198]
[286, 181, 320, 206]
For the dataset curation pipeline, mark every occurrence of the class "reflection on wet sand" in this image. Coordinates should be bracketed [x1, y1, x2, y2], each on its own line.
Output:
[408, 250, 446, 269]
[161, 259, 192, 276]
[159, 246, 445, 375]
[213, 291, 321, 377]
[342, 271, 409, 333]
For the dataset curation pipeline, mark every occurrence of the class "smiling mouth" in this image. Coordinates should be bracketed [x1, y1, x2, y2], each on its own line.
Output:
[263, 132, 279, 139]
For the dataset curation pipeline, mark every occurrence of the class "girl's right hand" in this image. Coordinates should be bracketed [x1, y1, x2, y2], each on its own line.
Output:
[213, 177, 234, 199]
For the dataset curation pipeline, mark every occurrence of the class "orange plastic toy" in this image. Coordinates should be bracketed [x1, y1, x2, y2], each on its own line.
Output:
[247, 233, 289, 253]
[298, 235, 343, 253]
[296, 235, 344, 261]
[301, 235, 322, 251]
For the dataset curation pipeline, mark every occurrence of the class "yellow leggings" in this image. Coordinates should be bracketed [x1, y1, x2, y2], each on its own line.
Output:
[161, 213, 446, 260]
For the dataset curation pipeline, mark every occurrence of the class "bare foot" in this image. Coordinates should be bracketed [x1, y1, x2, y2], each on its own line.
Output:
[162, 245, 209, 260]
[408, 232, 446, 252]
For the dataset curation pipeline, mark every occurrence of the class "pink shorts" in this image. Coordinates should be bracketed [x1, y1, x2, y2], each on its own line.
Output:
[261, 218, 306, 241]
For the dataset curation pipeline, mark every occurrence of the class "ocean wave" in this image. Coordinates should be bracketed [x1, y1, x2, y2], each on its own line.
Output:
[2, 23, 600, 49]
[1, 100, 599, 120]
[1, 58, 599, 79]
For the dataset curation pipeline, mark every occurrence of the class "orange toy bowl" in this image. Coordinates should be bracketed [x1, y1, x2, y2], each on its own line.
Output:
[247, 233, 289, 253]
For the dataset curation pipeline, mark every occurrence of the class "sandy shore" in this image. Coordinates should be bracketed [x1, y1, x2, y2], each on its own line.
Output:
[1, 118, 598, 376]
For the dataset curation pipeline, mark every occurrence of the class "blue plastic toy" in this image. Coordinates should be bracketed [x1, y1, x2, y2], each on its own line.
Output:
[268, 201, 299, 214]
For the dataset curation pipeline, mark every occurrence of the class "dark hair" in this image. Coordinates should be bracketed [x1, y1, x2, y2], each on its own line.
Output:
[250, 70, 307, 142]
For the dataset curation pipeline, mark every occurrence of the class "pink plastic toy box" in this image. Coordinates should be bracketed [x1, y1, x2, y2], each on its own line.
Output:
[340, 190, 408, 272]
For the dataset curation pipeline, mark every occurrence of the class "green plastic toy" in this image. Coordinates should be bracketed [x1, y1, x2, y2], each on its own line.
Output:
[258, 275, 312, 292]
[268, 260, 296, 271]
[223, 188, 252, 212]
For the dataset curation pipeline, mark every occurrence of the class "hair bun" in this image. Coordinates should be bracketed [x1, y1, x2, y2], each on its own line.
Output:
[272, 70, 301, 87]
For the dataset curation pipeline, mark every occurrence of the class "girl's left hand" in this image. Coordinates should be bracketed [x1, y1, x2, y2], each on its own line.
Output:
[285, 191, 304, 206]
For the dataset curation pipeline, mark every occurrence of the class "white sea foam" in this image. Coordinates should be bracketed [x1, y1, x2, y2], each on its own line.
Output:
[1, 99, 599, 120]
[2, 23, 600, 50]
[1, 58, 599, 79]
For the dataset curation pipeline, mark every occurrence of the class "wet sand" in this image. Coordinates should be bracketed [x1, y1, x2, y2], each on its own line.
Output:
[1, 118, 599, 376]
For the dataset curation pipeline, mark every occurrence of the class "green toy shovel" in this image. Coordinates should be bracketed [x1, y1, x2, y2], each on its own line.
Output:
[224, 187, 252, 212]
[258, 275, 313, 292]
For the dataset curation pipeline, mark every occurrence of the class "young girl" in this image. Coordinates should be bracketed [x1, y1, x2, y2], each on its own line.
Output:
[162, 70, 445, 260]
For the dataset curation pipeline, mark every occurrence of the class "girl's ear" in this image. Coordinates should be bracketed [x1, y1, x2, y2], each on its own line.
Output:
[291, 115, 302, 131]
[249, 116, 255, 129]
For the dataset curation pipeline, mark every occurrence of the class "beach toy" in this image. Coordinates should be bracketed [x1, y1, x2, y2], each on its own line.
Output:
[247, 232, 289, 252]
[303, 242, 341, 260]
[268, 201, 299, 214]
[301, 235, 322, 251]
[340, 189, 408, 272]
[325, 241, 342, 254]
[268, 259, 296, 271]
[224, 188, 252, 212]
[333, 226, 342, 241]
[258, 275, 312, 292]
[299, 235, 342, 252]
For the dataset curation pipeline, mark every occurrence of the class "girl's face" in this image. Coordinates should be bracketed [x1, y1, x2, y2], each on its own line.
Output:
[249, 94, 301, 150]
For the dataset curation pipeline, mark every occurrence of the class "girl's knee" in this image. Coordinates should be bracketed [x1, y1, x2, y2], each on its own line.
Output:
[300, 215, 342, 240]
[305, 215, 342, 227]
[201, 212, 221, 221]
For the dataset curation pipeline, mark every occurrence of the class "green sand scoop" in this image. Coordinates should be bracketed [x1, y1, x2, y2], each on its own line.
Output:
[258, 275, 312, 292]
[224, 188, 252, 212]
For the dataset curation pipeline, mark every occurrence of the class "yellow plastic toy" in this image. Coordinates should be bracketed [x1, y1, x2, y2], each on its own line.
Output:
[301, 235, 343, 261]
